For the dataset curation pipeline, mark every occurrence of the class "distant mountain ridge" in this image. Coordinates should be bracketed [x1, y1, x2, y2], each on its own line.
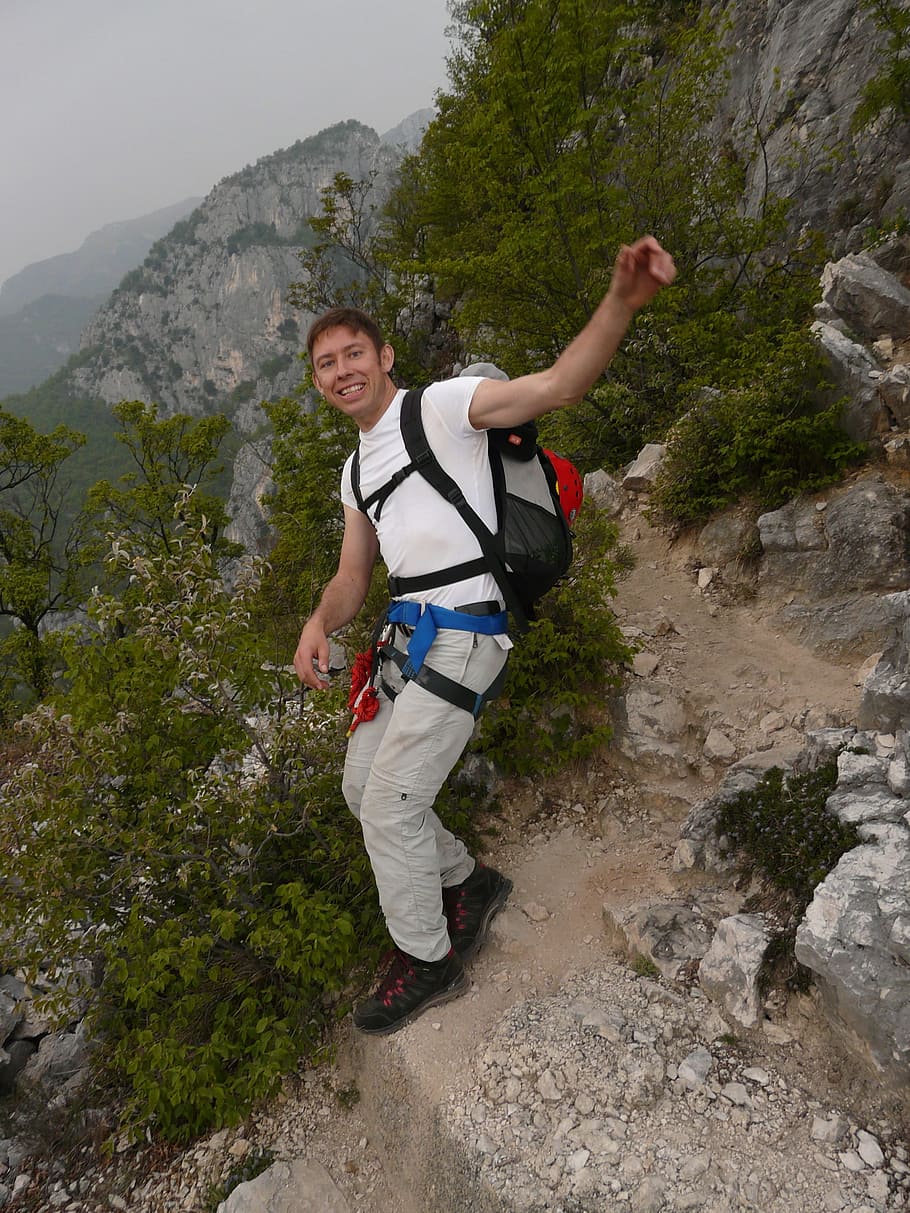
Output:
[0, 198, 203, 317]
[0, 198, 203, 398]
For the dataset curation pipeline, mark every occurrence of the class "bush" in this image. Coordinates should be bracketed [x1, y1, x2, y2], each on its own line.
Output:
[649, 328, 864, 527]
[716, 759, 860, 913]
[475, 508, 634, 776]
[0, 516, 382, 1140]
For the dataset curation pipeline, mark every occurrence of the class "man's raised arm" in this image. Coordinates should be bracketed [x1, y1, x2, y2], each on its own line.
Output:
[294, 505, 379, 690]
[468, 236, 675, 432]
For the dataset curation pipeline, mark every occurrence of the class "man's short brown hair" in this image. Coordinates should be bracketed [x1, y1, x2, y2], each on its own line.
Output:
[306, 307, 386, 361]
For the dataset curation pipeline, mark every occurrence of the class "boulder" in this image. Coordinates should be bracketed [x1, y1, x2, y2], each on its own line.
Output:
[216, 1159, 350, 1213]
[819, 252, 910, 342]
[583, 469, 623, 516]
[698, 914, 770, 1029]
[614, 903, 713, 981]
[622, 444, 666, 492]
[795, 836, 910, 1085]
[810, 321, 891, 443]
[614, 680, 692, 778]
[696, 511, 759, 570]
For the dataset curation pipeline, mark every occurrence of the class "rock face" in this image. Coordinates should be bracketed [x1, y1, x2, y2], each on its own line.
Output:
[69, 121, 407, 429]
[216, 1159, 350, 1213]
[796, 829, 910, 1086]
[715, 0, 910, 248]
[758, 475, 910, 598]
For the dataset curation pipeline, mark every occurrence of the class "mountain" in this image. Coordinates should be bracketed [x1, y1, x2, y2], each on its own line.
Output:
[0, 198, 202, 397]
[380, 108, 435, 153]
[67, 119, 407, 429]
[0, 198, 202, 317]
[0, 294, 101, 397]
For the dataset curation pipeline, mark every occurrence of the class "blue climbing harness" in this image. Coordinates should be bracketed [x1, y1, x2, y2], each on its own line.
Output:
[377, 599, 509, 718]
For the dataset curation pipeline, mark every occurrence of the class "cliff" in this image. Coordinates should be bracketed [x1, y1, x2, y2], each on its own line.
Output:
[715, 0, 909, 247]
[68, 121, 406, 431]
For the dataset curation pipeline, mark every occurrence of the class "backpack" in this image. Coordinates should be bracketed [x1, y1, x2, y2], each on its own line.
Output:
[349, 386, 579, 633]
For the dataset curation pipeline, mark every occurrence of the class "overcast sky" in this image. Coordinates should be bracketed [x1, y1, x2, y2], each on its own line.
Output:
[0, 0, 454, 288]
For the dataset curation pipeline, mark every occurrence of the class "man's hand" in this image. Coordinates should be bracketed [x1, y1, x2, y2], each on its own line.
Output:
[294, 617, 332, 690]
[609, 236, 676, 313]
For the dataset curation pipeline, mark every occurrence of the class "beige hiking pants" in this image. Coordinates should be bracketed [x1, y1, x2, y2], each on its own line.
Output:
[342, 629, 508, 962]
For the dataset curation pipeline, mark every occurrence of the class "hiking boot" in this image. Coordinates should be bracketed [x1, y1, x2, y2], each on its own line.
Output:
[443, 863, 513, 960]
[353, 947, 468, 1035]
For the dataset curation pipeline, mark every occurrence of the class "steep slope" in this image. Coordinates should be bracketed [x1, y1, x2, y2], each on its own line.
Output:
[715, 0, 909, 246]
[0, 198, 201, 397]
[0, 198, 202, 317]
[67, 121, 405, 430]
[64, 497, 910, 1213]
[0, 294, 101, 397]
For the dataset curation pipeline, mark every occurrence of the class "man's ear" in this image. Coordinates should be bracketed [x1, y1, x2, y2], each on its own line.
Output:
[381, 343, 395, 373]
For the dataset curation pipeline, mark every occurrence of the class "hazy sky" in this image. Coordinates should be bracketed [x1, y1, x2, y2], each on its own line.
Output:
[0, 0, 454, 287]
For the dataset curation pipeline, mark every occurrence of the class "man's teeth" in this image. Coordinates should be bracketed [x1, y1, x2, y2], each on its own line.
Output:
[340, 384, 364, 396]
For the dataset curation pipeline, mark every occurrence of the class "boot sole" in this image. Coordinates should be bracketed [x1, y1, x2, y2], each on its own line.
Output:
[354, 968, 470, 1036]
[457, 876, 514, 962]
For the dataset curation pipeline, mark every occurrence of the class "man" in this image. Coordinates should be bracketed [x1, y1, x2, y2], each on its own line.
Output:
[294, 236, 676, 1035]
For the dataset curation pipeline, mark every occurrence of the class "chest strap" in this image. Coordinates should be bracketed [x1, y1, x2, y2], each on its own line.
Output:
[386, 600, 508, 681]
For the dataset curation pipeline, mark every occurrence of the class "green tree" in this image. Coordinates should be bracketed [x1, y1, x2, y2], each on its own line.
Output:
[0, 409, 90, 702]
[853, 0, 910, 130]
[0, 515, 381, 1140]
[289, 171, 392, 317]
[86, 400, 236, 564]
[368, 0, 849, 503]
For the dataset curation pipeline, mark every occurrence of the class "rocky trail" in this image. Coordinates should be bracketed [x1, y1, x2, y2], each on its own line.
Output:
[53, 502, 907, 1213]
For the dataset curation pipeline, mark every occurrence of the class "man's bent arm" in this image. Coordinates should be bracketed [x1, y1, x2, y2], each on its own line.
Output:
[294, 505, 379, 689]
[468, 236, 676, 431]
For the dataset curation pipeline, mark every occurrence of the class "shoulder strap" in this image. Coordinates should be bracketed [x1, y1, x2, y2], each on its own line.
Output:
[349, 448, 365, 513]
[349, 421, 419, 523]
[400, 387, 529, 632]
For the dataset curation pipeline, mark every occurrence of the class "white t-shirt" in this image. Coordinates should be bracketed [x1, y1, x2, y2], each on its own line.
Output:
[340, 378, 510, 634]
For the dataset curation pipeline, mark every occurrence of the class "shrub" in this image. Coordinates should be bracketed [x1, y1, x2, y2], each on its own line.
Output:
[649, 327, 864, 527]
[0, 516, 382, 1140]
[474, 508, 634, 777]
[716, 759, 861, 913]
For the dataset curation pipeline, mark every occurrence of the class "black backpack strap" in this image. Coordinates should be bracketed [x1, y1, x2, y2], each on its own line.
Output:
[349, 448, 365, 513]
[350, 440, 419, 522]
[400, 388, 529, 633]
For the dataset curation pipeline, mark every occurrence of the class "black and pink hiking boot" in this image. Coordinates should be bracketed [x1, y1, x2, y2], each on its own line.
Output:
[443, 863, 513, 961]
[352, 947, 468, 1035]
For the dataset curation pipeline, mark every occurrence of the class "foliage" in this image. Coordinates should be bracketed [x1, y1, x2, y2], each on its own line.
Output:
[289, 172, 392, 317]
[0, 517, 382, 1140]
[648, 326, 864, 527]
[85, 400, 237, 564]
[259, 394, 355, 624]
[716, 759, 860, 913]
[258, 353, 294, 381]
[0, 409, 92, 703]
[1, 371, 128, 508]
[853, 0, 910, 130]
[631, 954, 661, 979]
[293, 0, 840, 505]
[225, 222, 284, 255]
[475, 507, 634, 776]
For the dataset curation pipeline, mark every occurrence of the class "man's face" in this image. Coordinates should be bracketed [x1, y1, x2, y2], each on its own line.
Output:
[311, 324, 395, 429]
